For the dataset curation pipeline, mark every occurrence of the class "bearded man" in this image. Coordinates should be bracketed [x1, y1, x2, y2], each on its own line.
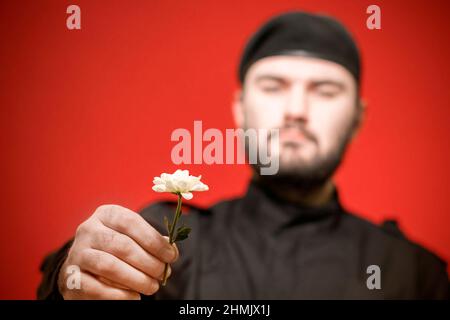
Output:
[38, 11, 448, 300]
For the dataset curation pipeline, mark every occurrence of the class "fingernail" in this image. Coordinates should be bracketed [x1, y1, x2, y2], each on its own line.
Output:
[160, 265, 172, 281]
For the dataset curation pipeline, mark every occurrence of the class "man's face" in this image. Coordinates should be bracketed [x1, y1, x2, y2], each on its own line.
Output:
[235, 55, 361, 183]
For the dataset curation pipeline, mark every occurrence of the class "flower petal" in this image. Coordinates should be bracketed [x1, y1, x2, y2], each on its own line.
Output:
[181, 192, 193, 200]
[152, 185, 166, 192]
[190, 182, 209, 191]
[153, 177, 164, 185]
[165, 179, 177, 192]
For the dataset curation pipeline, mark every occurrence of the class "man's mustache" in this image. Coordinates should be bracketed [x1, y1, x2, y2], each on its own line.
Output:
[268, 123, 318, 145]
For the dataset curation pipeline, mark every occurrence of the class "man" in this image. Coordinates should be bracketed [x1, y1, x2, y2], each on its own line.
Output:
[38, 11, 448, 299]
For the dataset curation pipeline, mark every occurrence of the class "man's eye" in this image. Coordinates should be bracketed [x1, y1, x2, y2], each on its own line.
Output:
[260, 84, 282, 93]
[315, 86, 340, 98]
[318, 90, 338, 97]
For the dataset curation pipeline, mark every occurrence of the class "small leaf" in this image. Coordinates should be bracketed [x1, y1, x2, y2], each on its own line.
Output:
[174, 226, 191, 242]
[163, 216, 171, 235]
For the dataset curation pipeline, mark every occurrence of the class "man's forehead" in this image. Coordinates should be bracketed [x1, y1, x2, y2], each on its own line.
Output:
[246, 55, 354, 83]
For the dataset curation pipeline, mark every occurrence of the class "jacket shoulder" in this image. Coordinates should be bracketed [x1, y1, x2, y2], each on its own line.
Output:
[342, 213, 448, 298]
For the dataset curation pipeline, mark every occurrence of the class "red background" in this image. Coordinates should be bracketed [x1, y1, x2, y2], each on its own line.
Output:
[1, 0, 449, 299]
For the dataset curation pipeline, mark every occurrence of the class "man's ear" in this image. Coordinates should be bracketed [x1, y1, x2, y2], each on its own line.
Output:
[350, 97, 366, 140]
[232, 89, 245, 129]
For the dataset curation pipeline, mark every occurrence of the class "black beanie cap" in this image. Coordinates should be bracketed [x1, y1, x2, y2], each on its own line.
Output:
[238, 11, 361, 86]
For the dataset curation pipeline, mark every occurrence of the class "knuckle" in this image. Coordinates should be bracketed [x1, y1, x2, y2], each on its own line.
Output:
[95, 255, 113, 274]
[144, 278, 160, 295]
[75, 221, 89, 238]
[96, 204, 120, 220]
[78, 248, 93, 268]
[98, 205, 137, 233]
[75, 218, 100, 241]
[151, 234, 167, 252]
[98, 228, 116, 248]
[144, 232, 157, 249]
[120, 209, 142, 228]
[118, 213, 134, 230]
[93, 205, 107, 218]
[79, 249, 112, 274]
[114, 236, 132, 257]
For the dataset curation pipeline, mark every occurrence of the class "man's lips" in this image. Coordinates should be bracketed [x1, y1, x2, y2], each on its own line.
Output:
[279, 128, 308, 145]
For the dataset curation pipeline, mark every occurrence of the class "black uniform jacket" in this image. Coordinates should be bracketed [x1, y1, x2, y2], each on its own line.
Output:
[38, 180, 449, 299]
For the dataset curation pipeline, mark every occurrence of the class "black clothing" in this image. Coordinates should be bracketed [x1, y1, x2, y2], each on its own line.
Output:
[38, 180, 448, 299]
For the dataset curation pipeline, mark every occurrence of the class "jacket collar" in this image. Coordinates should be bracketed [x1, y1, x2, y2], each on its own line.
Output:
[238, 178, 344, 234]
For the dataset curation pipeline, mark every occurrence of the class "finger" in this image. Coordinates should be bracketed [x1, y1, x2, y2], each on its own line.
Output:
[78, 248, 160, 296]
[63, 271, 141, 300]
[90, 226, 168, 280]
[97, 275, 130, 291]
[163, 236, 180, 261]
[96, 205, 177, 263]
[158, 264, 172, 281]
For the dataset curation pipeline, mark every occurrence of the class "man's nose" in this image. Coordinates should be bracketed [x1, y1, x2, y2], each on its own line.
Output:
[285, 85, 308, 122]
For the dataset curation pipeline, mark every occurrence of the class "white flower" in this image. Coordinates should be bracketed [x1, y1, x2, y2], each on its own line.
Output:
[152, 169, 209, 200]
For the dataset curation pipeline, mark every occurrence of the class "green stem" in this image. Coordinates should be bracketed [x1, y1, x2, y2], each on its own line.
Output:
[161, 193, 182, 286]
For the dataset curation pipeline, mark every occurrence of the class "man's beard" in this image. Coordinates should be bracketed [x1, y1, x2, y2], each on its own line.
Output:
[249, 122, 353, 191]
